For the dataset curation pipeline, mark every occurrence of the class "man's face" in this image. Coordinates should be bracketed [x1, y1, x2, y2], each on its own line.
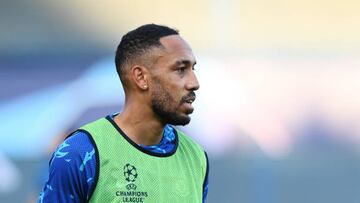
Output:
[149, 35, 200, 126]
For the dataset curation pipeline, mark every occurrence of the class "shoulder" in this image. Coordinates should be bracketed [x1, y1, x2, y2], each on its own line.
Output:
[173, 127, 207, 163]
[172, 128, 209, 180]
[62, 130, 94, 154]
[50, 130, 96, 170]
[66, 130, 93, 146]
[40, 130, 97, 202]
[173, 127, 204, 152]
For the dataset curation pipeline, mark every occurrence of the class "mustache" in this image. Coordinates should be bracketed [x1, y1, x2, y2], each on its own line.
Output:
[180, 92, 196, 103]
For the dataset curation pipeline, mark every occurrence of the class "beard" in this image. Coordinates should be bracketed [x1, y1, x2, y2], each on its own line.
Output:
[151, 83, 191, 126]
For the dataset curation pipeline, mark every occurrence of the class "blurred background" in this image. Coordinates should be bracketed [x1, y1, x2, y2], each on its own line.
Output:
[1, 0, 360, 202]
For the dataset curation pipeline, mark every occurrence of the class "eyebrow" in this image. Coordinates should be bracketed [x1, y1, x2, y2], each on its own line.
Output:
[175, 59, 197, 67]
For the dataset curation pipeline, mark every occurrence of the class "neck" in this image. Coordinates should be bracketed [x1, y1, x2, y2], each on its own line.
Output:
[114, 99, 165, 146]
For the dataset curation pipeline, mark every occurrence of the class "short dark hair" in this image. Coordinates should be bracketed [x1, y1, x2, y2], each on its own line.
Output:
[115, 24, 179, 87]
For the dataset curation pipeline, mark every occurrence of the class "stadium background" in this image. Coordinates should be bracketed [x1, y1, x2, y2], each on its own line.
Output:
[1, 1, 360, 202]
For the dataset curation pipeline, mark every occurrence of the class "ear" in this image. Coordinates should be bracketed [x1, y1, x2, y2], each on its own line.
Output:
[130, 65, 149, 90]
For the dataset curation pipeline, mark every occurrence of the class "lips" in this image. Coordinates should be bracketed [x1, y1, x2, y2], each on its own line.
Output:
[182, 92, 196, 105]
[185, 96, 196, 104]
[181, 93, 196, 114]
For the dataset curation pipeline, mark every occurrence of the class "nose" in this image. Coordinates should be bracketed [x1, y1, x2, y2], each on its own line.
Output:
[186, 70, 200, 91]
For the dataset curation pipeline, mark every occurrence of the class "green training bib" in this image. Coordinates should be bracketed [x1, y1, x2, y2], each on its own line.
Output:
[80, 117, 207, 203]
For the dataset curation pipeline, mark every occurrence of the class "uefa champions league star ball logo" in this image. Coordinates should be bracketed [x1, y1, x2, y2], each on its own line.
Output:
[124, 163, 138, 183]
[118, 164, 148, 200]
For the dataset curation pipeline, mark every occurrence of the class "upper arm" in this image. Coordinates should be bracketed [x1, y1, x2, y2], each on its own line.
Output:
[203, 151, 209, 202]
[38, 131, 97, 203]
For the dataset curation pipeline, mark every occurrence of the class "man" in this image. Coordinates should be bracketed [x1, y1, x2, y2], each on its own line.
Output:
[38, 24, 209, 203]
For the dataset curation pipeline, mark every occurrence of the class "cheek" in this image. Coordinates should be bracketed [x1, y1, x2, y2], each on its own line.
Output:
[166, 85, 182, 99]
[152, 83, 174, 103]
[166, 79, 185, 93]
[152, 77, 183, 102]
[162, 87, 180, 107]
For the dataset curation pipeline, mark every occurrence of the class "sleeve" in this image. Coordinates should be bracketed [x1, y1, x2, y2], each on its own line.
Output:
[37, 131, 97, 203]
[202, 151, 209, 203]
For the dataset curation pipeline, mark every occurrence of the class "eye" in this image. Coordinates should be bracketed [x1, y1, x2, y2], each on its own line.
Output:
[177, 67, 186, 74]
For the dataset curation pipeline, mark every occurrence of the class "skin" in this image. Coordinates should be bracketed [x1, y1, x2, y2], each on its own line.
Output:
[114, 35, 200, 146]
